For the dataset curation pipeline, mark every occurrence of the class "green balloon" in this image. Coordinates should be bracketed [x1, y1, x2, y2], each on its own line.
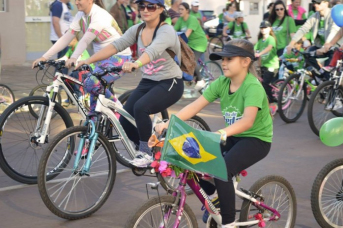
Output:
[320, 117, 343, 147]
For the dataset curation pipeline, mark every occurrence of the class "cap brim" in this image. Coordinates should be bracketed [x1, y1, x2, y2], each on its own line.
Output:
[209, 51, 235, 61]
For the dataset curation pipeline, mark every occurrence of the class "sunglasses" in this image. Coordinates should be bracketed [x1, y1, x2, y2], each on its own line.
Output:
[138, 3, 160, 12]
[275, 8, 284, 11]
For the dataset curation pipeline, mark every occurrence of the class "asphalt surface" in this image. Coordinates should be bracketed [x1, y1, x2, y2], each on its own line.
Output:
[0, 64, 342, 228]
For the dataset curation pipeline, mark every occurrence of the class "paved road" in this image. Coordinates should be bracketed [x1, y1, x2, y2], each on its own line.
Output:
[0, 65, 342, 227]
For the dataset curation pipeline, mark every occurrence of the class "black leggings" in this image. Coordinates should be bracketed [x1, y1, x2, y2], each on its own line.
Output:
[199, 136, 271, 225]
[261, 67, 278, 102]
[119, 78, 184, 145]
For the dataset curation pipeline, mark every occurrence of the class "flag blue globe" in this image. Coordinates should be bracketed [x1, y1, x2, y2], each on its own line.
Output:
[182, 137, 201, 158]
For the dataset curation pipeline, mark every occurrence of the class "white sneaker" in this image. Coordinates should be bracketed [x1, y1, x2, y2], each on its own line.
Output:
[130, 153, 153, 167]
[194, 79, 206, 91]
[333, 100, 343, 110]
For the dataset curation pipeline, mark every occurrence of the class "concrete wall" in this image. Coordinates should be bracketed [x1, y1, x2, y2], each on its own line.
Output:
[0, 0, 26, 65]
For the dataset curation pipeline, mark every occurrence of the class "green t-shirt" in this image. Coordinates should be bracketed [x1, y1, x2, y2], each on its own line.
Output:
[65, 44, 95, 69]
[227, 21, 248, 39]
[174, 15, 208, 52]
[190, 11, 202, 21]
[272, 16, 296, 50]
[318, 17, 325, 45]
[218, 13, 224, 24]
[203, 73, 273, 142]
[281, 48, 304, 70]
[292, 9, 307, 32]
[125, 6, 134, 28]
[254, 36, 279, 69]
[165, 17, 172, 25]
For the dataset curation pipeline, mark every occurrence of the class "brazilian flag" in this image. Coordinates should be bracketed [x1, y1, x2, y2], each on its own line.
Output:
[161, 115, 228, 181]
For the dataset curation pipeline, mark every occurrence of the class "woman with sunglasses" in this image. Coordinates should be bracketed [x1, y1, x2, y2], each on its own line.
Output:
[32, 0, 132, 102]
[78, 0, 184, 167]
[174, 2, 207, 90]
[269, 0, 297, 57]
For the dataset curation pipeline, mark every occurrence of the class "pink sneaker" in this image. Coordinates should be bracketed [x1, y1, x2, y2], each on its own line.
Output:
[269, 103, 278, 116]
[322, 66, 334, 72]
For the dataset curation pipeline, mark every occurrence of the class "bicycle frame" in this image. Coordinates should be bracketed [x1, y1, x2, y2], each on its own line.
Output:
[35, 72, 88, 144]
[160, 170, 281, 228]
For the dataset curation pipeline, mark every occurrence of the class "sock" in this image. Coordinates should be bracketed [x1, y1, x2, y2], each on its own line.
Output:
[139, 141, 151, 155]
[209, 191, 218, 200]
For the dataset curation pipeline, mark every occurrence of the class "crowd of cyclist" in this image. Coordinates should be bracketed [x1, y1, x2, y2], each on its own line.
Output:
[29, 0, 343, 227]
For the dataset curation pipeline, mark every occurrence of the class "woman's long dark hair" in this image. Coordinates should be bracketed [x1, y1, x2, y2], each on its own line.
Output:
[94, 0, 105, 9]
[268, 0, 289, 27]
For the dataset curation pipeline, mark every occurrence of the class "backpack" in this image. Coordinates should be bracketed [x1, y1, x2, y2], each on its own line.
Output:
[135, 23, 196, 81]
[228, 21, 246, 37]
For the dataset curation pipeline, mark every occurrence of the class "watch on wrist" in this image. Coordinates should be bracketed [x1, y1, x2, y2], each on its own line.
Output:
[217, 129, 227, 141]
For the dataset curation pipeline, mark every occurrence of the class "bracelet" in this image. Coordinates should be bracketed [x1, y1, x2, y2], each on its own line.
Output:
[217, 129, 227, 141]
[135, 60, 143, 68]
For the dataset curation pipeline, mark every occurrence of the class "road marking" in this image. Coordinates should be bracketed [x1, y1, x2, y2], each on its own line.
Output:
[0, 168, 130, 192]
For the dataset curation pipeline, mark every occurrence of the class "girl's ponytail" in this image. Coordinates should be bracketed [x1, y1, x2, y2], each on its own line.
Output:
[94, 0, 106, 9]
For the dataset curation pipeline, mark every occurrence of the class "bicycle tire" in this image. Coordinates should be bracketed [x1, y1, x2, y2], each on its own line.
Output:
[277, 73, 307, 123]
[311, 158, 343, 228]
[125, 195, 198, 228]
[0, 96, 73, 184]
[37, 125, 117, 220]
[0, 83, 15, 114]
[199, 61, 223, 94]
[29, 85, 62, 118]
[239, 175, 297, 228]
[207, 37, 223, 54]
[157, 115, 211, 195]
[307, 80, 343, 136]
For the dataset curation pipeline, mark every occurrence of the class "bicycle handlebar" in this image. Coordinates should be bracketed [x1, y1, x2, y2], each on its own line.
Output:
[35, 60, 66, 70]
[74, 64, 124, 78]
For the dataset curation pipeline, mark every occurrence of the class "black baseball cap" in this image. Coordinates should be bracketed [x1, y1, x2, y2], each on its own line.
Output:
[312, 0, 328, 4]
[260, 21, 271, 28]
[209, 44, 255, 61]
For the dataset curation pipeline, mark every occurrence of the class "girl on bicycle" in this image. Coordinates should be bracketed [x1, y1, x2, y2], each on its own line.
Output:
[254, 21, 279, 115]
[78, 0, 184, 167]
[32, 0, 132, 107]
[155, 39, 273, 228]
[174, 2, 208, 90]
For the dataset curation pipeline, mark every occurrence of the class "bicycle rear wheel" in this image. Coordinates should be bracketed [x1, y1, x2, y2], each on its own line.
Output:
[37, 125, 117, 220]
[277, 73, 307, 123]
[307, 80, 343, 136]
[207, 37, 223, 54]
[0, 96, 73, 184]
[199, 61, 223, 94]
[239, 175, 297, 228]
[0, 84, 15, 114]
[125, 195, 198, 228]
[311, 158, 343, 228]
[157, 115, 211, 195]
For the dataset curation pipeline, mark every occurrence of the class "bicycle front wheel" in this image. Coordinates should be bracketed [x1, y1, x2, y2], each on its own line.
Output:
[37, 125, 117, 220]
[307, 80, 343, 136]
[207, 37, 223, 54]
[277, 73, 307, 123]
[239, 175, 297, 228]
[157, 115, 211, 195]
[0, 96, 73, 184]
[125, 195, 198, 228]
[0, 84, 15, 114]
[311, 158, 343, 228]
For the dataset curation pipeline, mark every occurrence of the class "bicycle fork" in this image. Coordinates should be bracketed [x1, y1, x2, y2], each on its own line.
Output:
[73, 119, 98, 175]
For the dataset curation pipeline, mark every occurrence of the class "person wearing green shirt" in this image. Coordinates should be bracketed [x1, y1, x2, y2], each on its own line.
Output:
[279, 39, 304, 78]
[254, 21, 279, 107]
[174, 2, 208, 88]
[268, 0, 297, 56]
[190, 0, 202, 26]
[222, 11, 251, 39]
[154, 39, 273, 228]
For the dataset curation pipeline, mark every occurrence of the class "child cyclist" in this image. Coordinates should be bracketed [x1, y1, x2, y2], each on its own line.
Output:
[155, 39, 273, 228]
[279, 39, 304, 79]
[254, 21, 279, 115]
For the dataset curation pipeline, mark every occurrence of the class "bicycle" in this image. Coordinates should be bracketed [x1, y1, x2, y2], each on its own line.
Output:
[125, 118, 297, 228]
[185, 58, 223, 94]
[37, 65, 211, 219]
[0, 83, 15, 114]
[311, 119, 343, 227]
[307, 51, 343, 136]
[277, 48, 330, 123]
